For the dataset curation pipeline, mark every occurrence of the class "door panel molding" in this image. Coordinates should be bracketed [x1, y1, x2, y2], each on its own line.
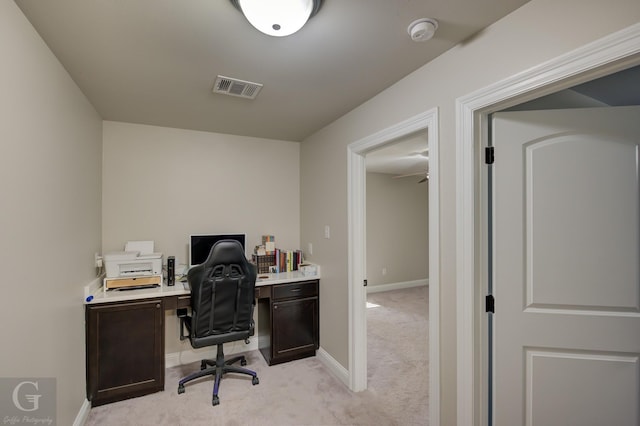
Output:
[524, 348, 640, 426]
[523, 133, 640, 311]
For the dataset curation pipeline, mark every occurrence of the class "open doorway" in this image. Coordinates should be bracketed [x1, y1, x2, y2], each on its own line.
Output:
[365, 131, 429, 293]
[347, 108, 440, 425]
[364, 132, 429, 422]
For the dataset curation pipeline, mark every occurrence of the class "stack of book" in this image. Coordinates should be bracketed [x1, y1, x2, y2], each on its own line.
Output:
[262, 235, 275, 254]
[251, 235, 304, 274]
[253, 253, 276, 274]
[274, 248, 303, 273]
[252, 235, 275, 273]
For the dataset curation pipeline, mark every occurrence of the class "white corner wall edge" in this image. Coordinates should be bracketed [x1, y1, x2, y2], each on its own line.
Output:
[455, 22, 640, 426]
[316, 346, 350, 388]
[73, 399, 91, 426]
[76, 277, 103, 426]
[366, 279, 428, 294]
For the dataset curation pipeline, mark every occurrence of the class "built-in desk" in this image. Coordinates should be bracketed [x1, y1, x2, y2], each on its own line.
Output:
[84, 271, 319, 406]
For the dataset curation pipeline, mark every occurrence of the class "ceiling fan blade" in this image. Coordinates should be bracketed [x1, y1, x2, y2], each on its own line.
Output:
[392, 170, 428, 179]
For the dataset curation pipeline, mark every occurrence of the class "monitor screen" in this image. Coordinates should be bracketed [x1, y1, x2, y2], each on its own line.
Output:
[189, 234, 246, 266]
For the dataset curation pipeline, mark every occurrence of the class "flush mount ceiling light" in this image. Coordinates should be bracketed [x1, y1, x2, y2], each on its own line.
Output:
[230, 0, 323, 37]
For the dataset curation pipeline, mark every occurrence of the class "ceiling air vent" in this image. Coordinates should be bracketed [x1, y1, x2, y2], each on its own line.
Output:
[213, 75, 263, 99]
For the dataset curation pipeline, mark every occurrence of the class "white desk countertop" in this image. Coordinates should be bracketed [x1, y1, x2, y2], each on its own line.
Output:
[85, 270, 320, 305]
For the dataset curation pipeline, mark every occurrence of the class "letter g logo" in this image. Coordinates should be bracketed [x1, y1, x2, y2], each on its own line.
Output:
[12, 381, 41, 412]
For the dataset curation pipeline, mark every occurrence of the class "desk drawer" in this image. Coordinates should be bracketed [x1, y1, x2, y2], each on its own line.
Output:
[177, 295, 191, 308]
[273, 280, 318, 301]
[255, 285, 271, 299]
[163, 295, 191, 310]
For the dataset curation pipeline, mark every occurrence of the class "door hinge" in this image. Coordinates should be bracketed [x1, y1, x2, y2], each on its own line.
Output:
[485, 146, 495, 165]
[485, 294, 495, 313]
[363, 279, 368, 287]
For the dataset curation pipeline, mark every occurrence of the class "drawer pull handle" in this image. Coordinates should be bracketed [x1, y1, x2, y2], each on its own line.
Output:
[290, 288, 301, 292]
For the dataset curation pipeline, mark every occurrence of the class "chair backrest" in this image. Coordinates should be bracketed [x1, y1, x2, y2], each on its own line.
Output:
[187, 240, 257, 338]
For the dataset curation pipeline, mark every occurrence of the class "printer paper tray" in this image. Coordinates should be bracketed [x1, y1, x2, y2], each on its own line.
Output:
[105, 275, 162, 290]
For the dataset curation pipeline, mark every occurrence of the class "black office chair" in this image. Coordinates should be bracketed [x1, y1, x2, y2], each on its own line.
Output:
[177, 240, 259, 406]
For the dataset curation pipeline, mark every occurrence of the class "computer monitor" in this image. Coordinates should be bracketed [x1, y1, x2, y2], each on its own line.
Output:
[189, 233, 247, 267]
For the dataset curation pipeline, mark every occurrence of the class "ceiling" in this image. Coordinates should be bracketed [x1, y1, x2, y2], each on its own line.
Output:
[571, 64, 640, 106]
[365, 64, 640, 178]
[365, 130, 429, 177]
[15, 0, 530, 144]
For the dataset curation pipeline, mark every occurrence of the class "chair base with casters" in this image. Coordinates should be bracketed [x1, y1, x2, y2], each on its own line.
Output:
[178, 239, 260, 406]
[177, 342, 259, 406]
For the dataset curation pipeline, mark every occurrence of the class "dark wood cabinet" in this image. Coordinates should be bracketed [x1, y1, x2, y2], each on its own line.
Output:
[258, 280, 319, 365]
[85, 276, 319, 405]
[86, 299, 165, 406]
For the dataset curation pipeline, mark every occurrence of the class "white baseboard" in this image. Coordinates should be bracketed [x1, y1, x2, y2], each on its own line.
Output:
[366, 278, 428, 294]
[316, 346, 350, 388]
[73, 398, 91, 426]
[166, 338, 259, 368]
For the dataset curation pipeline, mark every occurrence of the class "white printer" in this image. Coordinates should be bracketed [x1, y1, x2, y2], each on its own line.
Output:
[103, 241, 163, 290]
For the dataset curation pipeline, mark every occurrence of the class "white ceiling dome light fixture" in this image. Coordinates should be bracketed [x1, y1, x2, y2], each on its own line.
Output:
[408, 18, 438, 42]
[230, 0, 323, 37]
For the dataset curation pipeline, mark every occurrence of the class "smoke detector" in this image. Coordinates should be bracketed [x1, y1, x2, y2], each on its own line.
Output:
[408, 18, 438, 42]
[213, 75, 263, 99]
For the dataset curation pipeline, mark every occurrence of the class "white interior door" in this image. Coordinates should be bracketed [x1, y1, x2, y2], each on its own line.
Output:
[492, 106, 640, 426]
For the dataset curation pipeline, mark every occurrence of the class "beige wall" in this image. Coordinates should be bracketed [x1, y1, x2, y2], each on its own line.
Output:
[299, 0, 640, 423]
[102, 121, 301, 262]
[0, 2, 103, 425]
[5, 0, 640, 423]
[102, 121, 301, 353]
[366, 172, 428, 287]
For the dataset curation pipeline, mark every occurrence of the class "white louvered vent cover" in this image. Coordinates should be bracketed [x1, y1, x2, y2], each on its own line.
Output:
[213, 75, 263, 99]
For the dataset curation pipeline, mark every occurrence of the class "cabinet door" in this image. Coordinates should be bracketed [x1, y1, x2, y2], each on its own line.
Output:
[272, 296, 319, 362]
[86, 299, 164, 406]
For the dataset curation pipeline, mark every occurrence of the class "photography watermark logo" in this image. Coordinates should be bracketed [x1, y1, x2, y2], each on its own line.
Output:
[1, 378, 55, 425]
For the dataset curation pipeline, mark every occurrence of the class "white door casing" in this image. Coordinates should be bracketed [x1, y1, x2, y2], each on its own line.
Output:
[492, 106, 640, 426]
[456, 23, 640, 426]
[347, 108, 440, 426]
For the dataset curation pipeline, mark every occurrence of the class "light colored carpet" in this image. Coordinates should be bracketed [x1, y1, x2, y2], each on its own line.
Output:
[85, 286, 429, 425]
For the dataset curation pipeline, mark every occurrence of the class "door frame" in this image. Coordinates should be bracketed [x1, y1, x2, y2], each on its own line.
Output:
[347, 107, 440, 426]
[456, 23, 640, 425]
